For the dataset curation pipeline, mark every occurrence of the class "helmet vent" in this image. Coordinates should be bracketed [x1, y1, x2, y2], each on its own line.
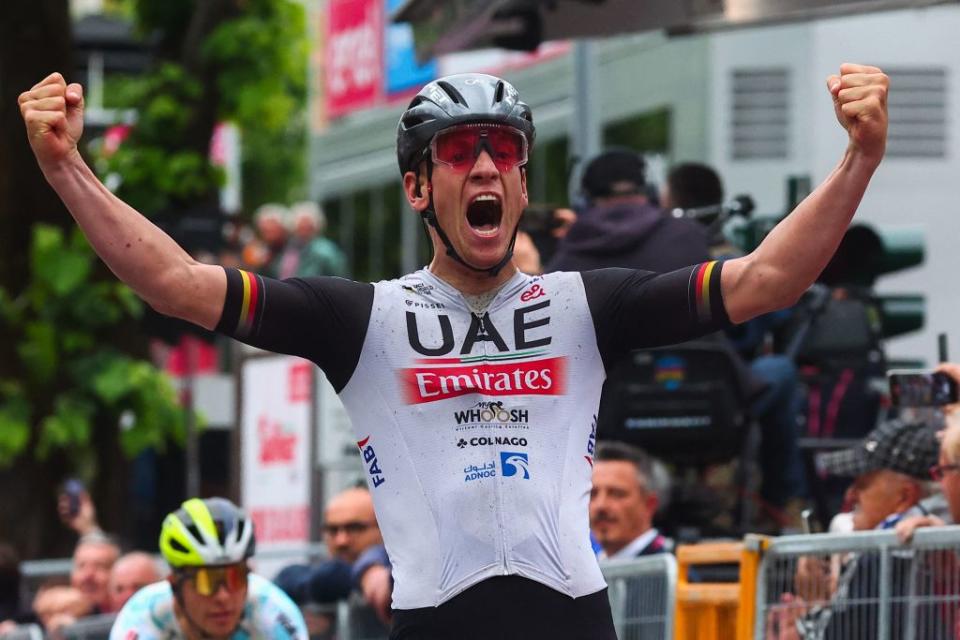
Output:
[494, 81, 506, 103]
[235, 519, 246, 543]
[436, 80, 465, 105]
[185, 524, 204, 544]
[402, 113, 433, 129]
[169, 538, 190, 554]
[215, 522, 227, 546]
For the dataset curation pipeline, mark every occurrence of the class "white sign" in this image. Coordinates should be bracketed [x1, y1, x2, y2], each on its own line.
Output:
[241, 356, 313, 577]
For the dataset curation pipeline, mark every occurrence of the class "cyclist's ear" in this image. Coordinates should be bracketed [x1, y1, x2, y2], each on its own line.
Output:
[404, 168, 430, 212]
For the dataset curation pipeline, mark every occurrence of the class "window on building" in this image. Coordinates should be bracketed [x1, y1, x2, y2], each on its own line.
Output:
[730, 68, 790, 160]
[885, 67, 947, 159]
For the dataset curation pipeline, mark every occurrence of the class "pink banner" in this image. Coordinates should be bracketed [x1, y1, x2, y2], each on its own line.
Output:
[325, 0, 383, 118]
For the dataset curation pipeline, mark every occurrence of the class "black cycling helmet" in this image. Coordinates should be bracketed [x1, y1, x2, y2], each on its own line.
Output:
[396, 73, 535, 176]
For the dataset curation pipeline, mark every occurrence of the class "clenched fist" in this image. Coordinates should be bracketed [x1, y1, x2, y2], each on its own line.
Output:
[18, 72, 85, 170]
[827, 64, 889, 164]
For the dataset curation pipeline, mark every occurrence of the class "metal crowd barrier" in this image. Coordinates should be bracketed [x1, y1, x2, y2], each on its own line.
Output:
[602, 554, 677, 640]
[0, 625, 43, 640]
[60, 614, 116, 640]
[336, 597, 390, 640]
[754, 525, 960, 640]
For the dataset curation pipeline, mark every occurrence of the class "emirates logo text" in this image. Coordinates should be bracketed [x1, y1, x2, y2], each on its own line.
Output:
[402, 357, 566, 404]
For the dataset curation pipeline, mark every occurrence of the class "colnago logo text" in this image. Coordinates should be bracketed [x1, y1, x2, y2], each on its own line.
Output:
[400, 300, 567, 404]
[457, 436, 528, 449]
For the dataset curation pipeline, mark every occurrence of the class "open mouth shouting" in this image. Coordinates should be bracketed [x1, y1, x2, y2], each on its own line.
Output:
[466, 193, 503, 236]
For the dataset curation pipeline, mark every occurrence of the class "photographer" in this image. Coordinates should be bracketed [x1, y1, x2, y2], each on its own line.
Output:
[545, 150, 709, 273]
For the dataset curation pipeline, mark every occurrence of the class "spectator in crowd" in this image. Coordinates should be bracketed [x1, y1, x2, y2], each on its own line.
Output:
[285, 201, 349, 278]
[71, 533, 120, 615]
[659, 162, 724, 214]
[275, 487, 391, 627]
[107, 552, 162, 613]
[896, 363, 960, 541]
[323, 487, 383, 565]
[814, 418, 935, 532]
[32, 585, 93, 636]
[253, 203, 290, 278]
[783, 419, 939, 639]
[590, 441, 672, 558]
[545, 149, 709, 274]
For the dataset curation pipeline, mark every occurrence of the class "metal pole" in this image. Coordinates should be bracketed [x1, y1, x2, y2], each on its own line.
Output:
[569, 39, 601, 202]
[184, 338, 200, 498]
[878, 545, 892, 640]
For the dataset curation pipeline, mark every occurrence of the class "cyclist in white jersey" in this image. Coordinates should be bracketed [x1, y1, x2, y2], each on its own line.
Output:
[21, 63, 890, 638]
[110, 498, 306, 640]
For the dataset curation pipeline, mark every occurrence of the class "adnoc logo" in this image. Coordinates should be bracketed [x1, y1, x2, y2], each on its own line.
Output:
[500, 452, 530, 479]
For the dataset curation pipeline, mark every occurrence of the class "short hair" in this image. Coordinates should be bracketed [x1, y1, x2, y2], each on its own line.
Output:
[254, 203, 289, 226]
[594, 442, 672, 510]
[666, 163, 724, 209]
[594, 441, 662, 497]
[291, 201, 327, 233]
[581, 149, 647, 200]
[75, 531, 121, 553]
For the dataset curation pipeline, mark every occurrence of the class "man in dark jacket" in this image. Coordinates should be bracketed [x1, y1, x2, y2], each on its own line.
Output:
[545, 149, 709, 273]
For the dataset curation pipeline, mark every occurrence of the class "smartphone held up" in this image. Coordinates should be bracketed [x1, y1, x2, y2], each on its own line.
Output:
[888, 370, 959, 407]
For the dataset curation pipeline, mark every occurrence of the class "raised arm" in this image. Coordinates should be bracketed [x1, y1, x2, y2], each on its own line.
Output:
[18, 73, 225, 330]
[721, 63, 889, 324]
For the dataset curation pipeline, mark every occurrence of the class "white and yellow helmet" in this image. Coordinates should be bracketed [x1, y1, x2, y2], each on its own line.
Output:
[159, 497, 255, 568]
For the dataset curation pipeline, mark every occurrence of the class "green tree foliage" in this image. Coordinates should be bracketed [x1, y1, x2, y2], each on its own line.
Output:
[104, 0, 309, 214]
[0, 226, 186, 470]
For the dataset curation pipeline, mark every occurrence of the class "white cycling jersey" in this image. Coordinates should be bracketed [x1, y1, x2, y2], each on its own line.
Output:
[216, 262, 727, 609]
[110, 573, 307, 640]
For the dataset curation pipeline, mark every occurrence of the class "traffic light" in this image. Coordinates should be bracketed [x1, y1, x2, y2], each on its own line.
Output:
[817, 224, 925, 339]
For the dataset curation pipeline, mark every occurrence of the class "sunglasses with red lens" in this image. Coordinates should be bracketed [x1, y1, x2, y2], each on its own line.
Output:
[430, 125, 528, 173]
[180, 564, 249, 597]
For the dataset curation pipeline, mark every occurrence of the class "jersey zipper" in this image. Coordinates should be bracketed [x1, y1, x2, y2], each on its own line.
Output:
[474, 310, 512, 576]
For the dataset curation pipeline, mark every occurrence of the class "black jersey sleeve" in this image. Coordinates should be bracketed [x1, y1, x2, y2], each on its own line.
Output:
[582, 261, 732, 370]
[215, 268, 374, 392]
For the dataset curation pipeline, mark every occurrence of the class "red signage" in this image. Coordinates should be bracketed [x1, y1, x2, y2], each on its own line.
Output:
[257, 415, 298, 465]
[251, 506, 309, 542]
[288, 361, 312, 404]
[325, 0, 384, 118]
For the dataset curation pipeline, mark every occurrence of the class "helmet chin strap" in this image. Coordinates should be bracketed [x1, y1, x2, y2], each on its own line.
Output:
[419, 160, 518, 278]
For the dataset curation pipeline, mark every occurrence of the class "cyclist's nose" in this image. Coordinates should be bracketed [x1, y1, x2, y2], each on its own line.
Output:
[469, 150, 499, 181]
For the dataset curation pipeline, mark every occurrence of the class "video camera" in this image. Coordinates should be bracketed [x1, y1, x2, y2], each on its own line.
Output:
[667, 194, 755, 226]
